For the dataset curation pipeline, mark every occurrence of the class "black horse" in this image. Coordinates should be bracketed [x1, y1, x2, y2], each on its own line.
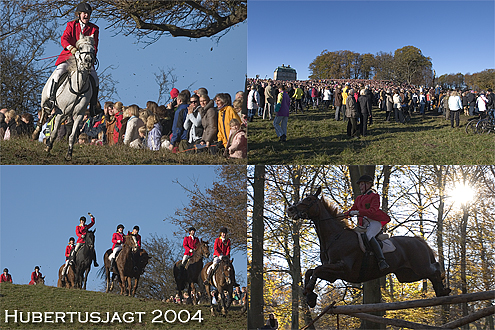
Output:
[173, 239, 210, 304]
[71, 229, 96, 289]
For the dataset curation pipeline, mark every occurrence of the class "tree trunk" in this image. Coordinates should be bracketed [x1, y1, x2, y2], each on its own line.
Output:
[290, 166, 302, 330]
[348, 165, 384, 330]
[249, 165, 265, 330]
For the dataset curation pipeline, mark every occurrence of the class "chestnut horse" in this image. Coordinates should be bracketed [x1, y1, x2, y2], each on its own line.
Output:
[287, 187, 450, 308]
[57, 264, 75, 288]
[173, 239, 210, 304]
[102, 234, 149, 296]
[201, 257, 235, 316]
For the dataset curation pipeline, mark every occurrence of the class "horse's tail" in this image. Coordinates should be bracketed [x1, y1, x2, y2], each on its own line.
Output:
[96, 265, 106, 280]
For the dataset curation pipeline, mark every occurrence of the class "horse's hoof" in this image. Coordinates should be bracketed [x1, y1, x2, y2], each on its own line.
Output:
[306, 292, 318, 308]
[44, 147, 50, 153]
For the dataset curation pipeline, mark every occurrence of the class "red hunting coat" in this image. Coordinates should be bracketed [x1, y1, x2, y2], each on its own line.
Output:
[76, 216, 95, 244]
[183, 236, 199, 256]
[0, 274, 12, 283]
[65, 244, 75, 259]
[112, 232, 125, 249]
[29, 271, 42, 285]
[214, 237, 231, 258]
[345, 190, 391, 226]
[55, 20, 99, 66]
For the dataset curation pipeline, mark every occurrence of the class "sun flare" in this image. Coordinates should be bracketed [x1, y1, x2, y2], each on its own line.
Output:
[448, 183, 476, 206]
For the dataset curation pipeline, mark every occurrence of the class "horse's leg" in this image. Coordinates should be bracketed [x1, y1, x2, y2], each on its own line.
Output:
[66, 112, 83, 160]
[304, 262, 345, 308]
[33, 108, 48, 140]
[132, 277, 139, 297]
[219, 290, 227, 316]
[83, 267, 89, 290]
[127, 277, 132, 296]
[105, 266, 110, 293]
[205, 284, 215, 316]
[428, 262, 451, 297]
[45, 113, 64, 152]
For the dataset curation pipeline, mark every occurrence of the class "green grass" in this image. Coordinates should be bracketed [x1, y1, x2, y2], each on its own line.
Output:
[0, 283, 246, 329]
[0, 138, 246, 165]
[248, 106, 495, 164]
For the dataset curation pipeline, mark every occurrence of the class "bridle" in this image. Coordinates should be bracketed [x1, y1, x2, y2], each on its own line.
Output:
[291, 196, 320, 220]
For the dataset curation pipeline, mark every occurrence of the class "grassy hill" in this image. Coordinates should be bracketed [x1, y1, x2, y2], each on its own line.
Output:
[248, 106, 495, 164]
[0, 138, 246, 165]
[0, 283, 246, 329]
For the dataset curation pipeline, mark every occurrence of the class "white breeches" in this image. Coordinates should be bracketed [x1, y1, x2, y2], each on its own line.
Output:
[182, 255, 190, 264]
[62, 260, 70, 275]
[208, 256, 222, 275]
[108, 245, 122, 261]
[52, 62, 98, 86]
[362, 217, 383, 240]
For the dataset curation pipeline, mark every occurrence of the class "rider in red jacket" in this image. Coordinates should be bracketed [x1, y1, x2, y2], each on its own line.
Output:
[345, 175, 390, 270]
[61, 237, 75, 283]
[47, 2, 99, 116]
[204, 227, 231, 285]
[108, 224, 125, 270]
[181, 227, 199, 268]
[1, 268, 12, 283]
[72, 213, 98, 267]
[29, 266, 43, 285]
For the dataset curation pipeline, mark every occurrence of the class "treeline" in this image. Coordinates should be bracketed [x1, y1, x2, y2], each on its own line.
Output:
[437, 69, 495, 91]
[309, 46, 433, 86]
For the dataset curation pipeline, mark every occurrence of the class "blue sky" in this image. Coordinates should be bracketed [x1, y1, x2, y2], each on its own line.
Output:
[40, 16, 247, 106]
[0, 166, 246, 291]
[248, 0, 495, 80]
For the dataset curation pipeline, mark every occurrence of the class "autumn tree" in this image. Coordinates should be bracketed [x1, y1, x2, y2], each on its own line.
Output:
[27, 1, 247, 42]
[134, 233, 181, 300]
[373, 51, 394, 81]
[0, 0, 58, 112]
[393, 45, 432, 85]
[166, 165, 247, 254]
[464, 69, 495, 91]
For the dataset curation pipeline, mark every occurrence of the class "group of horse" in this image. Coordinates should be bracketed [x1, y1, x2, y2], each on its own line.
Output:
[57, 231, 150, 297]
[173, 239, 238, 316]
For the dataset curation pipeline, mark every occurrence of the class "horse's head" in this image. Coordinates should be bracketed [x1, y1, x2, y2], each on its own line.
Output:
[218, 257, 235, 286]
[124, 234, 138, 250]
[287, 187, 322, 220]
[85, 229, 95, 248]
[74, 34, 95, 72]
[199, 239, 210, 259]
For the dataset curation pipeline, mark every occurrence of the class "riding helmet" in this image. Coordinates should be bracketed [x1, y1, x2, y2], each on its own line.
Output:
[188, 226, 196, 232]
[133, 225, 140, 231]
[35, 266, 40, 270]
[76, 2, 92, 14]
[117, 224, 124, 231]
[69, 237, 75, 242]
[3, 268, 8, 273]
[219, 226, 228, 234]
[80, 216, 86, 222]
[356, 175, 374, 184]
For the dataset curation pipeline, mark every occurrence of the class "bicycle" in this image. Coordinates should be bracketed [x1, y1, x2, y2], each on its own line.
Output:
[476, 112, 495, 134]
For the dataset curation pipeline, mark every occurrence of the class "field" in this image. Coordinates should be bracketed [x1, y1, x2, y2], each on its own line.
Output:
[248, 106, 495, 164]
[0, 283, 246, 329]
[0, 138, 246, 165]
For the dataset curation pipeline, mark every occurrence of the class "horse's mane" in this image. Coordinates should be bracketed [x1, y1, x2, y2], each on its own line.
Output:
[321, 196, 352, 229]
[75, 35, 94, 49]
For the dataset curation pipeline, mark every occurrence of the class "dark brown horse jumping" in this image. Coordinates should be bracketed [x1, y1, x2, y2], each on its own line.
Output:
[173, 239, 210, 304]
[201, 257, 235, 316]
[287, 187, 450, 308]
[102, 234, 149, 296]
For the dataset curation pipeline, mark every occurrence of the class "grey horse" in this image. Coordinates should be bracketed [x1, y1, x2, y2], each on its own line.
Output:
[34, 34, 95, 160]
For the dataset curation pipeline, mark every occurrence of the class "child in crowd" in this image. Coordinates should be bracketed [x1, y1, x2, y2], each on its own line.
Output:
[78, 133, 89, 144]
[225, 118, 247, 159]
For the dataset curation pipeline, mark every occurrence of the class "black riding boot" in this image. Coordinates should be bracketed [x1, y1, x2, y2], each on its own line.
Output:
[110, 259, 116, 273]
[93, 251, 99, 267]
[48, 79, 57, 109]
[369, 237, 389, 271]
[88, 85, 99, 117]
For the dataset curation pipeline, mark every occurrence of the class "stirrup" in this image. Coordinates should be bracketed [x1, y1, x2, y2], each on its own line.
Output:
[379, 260, 390, 271]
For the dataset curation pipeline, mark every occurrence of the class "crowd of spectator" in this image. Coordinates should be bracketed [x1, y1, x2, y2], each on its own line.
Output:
[163, 286, 246, 306]
[1, 87, 248, 159]
[246, 78, 495, 138]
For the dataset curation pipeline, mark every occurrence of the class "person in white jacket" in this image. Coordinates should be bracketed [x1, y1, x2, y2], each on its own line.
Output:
[183, 94, 203, 147]
[247, 85, 260, 122]
[448, 90, 462, 128]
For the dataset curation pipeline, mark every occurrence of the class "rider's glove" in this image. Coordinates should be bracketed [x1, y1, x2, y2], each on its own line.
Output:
[70, 46, 78, 55]
[81, 234, 86, 239]
[117, 240, 121, 244]
[190, 249, 193, 253]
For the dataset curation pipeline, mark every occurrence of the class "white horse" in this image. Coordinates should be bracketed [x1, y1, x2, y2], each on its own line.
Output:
[34, 34, 95, 160]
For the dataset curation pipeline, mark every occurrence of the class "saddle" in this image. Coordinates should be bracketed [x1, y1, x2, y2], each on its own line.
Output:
[353, 226, 396, 254]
